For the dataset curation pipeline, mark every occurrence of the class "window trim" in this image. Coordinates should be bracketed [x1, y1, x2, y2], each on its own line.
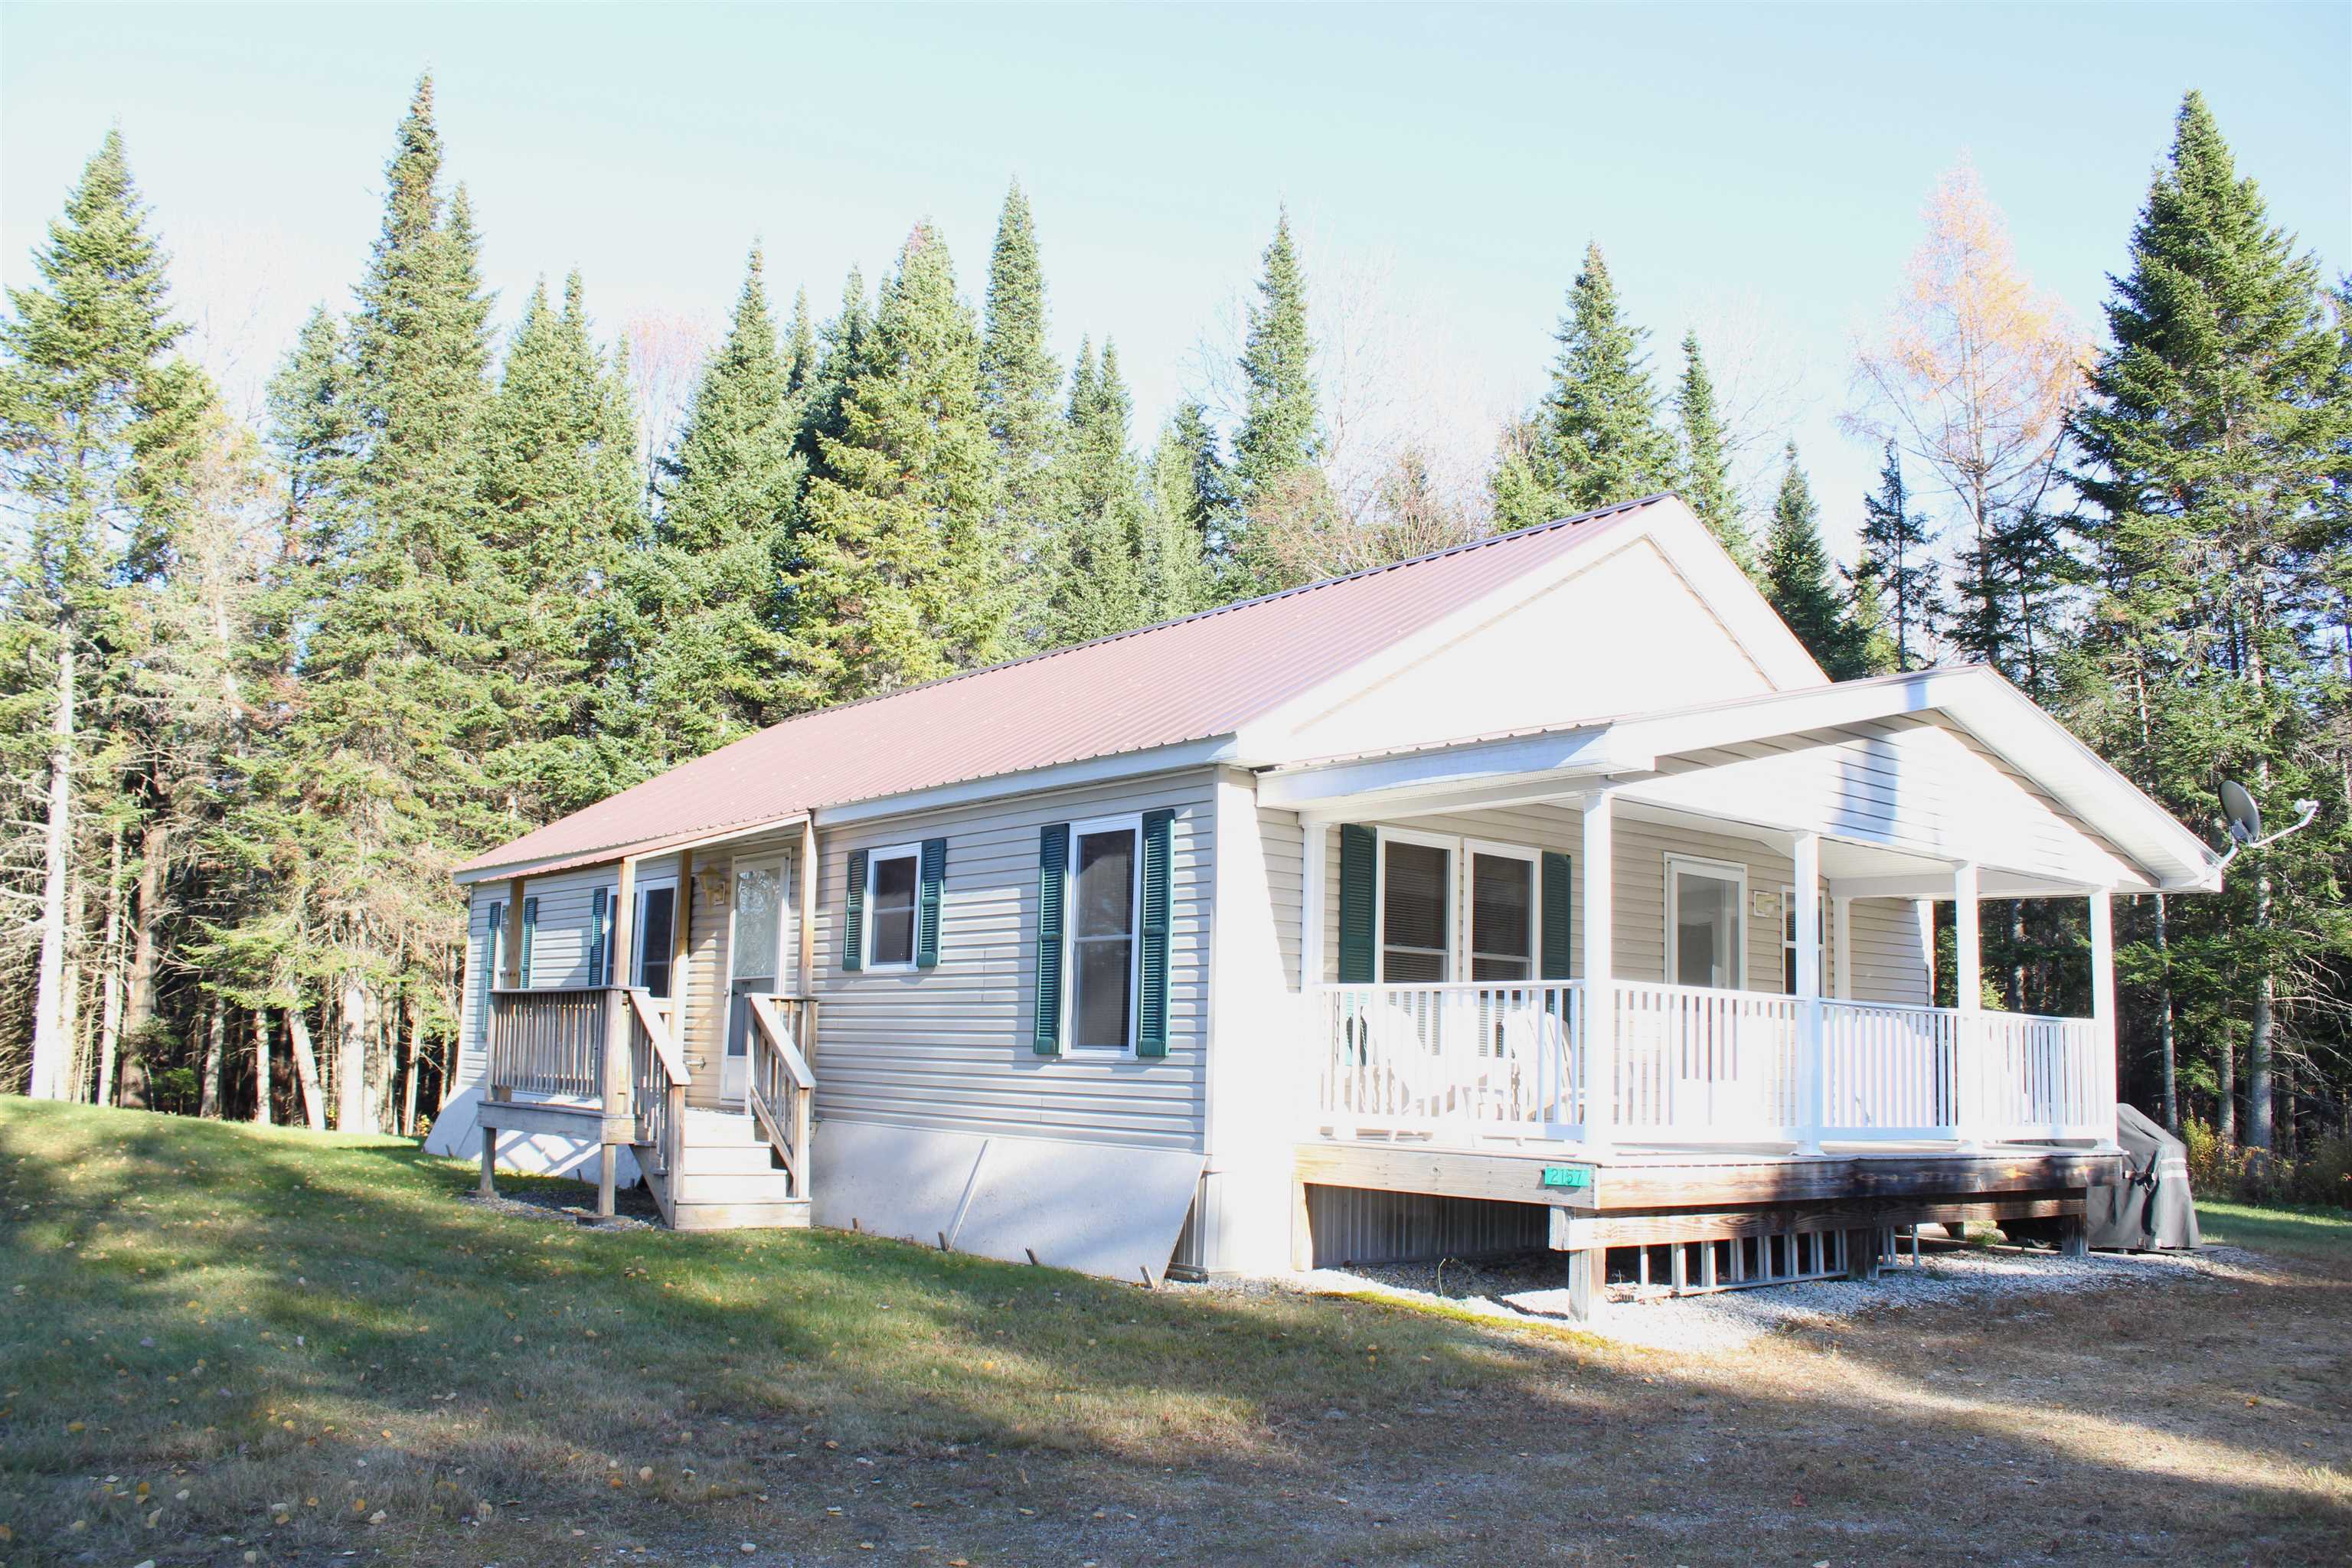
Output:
[860, 841, 923, 974]
[1664, 853, 1748, 990]
[1060, 812, 1144, 1057]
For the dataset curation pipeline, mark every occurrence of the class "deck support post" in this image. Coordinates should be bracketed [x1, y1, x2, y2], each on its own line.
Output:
[598, 856, 638, 1222]
[1579, 790, 1615, 1155]
[1792, 831, 1824, 1155]
[1952, 861, 1984, 1150]
[1845, 1226, 1880, 1280]
[477, 1119, 497, 1197]
[2088, 888, 2118, 1150]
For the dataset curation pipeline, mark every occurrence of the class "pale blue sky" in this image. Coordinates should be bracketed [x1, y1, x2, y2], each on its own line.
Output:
[5, 2, 2347, 557]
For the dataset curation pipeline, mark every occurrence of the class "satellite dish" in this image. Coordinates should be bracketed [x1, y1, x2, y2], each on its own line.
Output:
[2220, 780, 2262, 846]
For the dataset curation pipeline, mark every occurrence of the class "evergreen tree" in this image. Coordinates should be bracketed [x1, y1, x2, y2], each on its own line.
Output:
[981, 181, 1063, 642]
[1536, 243, 1677, 515]
[2069, 90, 2352, 1148]
[282, 74, 504, 1129]
[782, 224, 1006, 707]
[1140, 401, 1223, 618]
[1674, 331, 1750, 570]
[1854, 441, 1942, 670]
[605, 247, 804, 775]
[1760, 443, 1866, 678]
[1044, 338, 1148, 644]
[0, 129, 213, 1097]
[794, 266, 871, 482]
[1232, 209, 1321, 500]
[477, 272, 646, 817]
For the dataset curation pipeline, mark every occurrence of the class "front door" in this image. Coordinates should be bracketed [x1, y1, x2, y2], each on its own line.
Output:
[724, 854, 792, 1103]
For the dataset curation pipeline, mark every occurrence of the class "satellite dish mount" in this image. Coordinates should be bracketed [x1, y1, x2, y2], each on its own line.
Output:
[2213, 779, 2318, 868]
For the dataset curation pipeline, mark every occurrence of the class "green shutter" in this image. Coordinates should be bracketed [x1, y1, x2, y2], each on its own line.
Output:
[1137, 809, 1175, 1057]
[585, 889, 605, 986]
[1033, 823, 1069, 1054]
[478, 902, 505, 1051]
[916, 838, 946, 969]
[1540, 852, 1573, 981]
[523, 896, 541, 986]
[1337, 825, 1376, 985]
[842, 849, 867, 972]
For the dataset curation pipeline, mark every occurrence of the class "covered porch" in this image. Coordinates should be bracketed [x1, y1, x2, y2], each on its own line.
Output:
[1266, 673, 2207, 1167]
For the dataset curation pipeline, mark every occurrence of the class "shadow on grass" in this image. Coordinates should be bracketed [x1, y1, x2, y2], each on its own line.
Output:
[5, 1099, 2347, 1568]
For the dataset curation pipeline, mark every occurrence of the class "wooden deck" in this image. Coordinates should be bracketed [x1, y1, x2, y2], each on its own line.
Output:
[1292, 1138, 2117, 1309]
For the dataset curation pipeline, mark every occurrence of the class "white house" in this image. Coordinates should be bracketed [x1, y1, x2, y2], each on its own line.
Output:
[425, 495, 2218, 1313]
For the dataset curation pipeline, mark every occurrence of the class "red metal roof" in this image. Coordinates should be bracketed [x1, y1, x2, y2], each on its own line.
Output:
[457, 496, 1662, 877]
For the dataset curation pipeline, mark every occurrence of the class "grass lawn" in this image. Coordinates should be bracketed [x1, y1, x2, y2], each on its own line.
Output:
[5, 1099, 2349, 1567]
[2198, 1199, 2352, 1265]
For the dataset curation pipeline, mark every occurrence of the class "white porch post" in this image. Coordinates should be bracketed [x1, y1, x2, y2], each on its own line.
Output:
[1792, 831, 1824, 1155]
[1831, 895, 1854, 999]
[1952, 861, 1983, 1150]
[601, 854, 638, 1219]
[1580, 791, 1615, 1153]
[2089, 887, 2119, 1149]
[1300, 818, 1330, 1138]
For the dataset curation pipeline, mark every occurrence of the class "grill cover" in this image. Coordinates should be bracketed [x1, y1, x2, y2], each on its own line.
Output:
[2086, 1102, 2200, 1250]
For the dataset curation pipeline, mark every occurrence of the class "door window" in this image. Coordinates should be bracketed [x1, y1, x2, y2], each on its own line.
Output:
[1669, 858, 1745, 989]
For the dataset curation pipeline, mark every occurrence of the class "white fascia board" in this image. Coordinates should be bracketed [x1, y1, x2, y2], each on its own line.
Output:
[452, 813, 812, 886]
[1637, 500, 1827, 689]
[1258, 724, 1645, 812]
[1828, 872, 2127, 900]
[810, 736, 1246, 829]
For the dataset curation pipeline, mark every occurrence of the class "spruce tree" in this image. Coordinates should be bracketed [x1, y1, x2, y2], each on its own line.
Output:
[1761, 443, 1864, 677]
[981, 181, 1063, 642]
[782, 224, 1006, 707]
[605, 247, 804, 775]
[794, 267, 871, 482]
[1141, 401, 1223, 618]
[477, 272, 646, 817]
[0, 129, 212, 1097]
[1854, 441, 1942, 670]
[1044, 337, 1148, 644]
[1537, 243, 1677, 514]
[2069, 90, 2352, 1148]
[1674, 331, 1751, 570]
[1233, 210, 1321, 493]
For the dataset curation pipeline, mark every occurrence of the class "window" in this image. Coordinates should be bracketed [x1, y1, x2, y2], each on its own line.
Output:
[636, 886, 676, 998]
[1068, 816, 1141, 1051]
[597, 882, 678, 995]
[862, 846, 920, 969]
[1468, 848, 1537, 982]
[1667, 855, 1746, 989]
[1780, 884, 1823, 995]
[1380, 835, 1454, 983]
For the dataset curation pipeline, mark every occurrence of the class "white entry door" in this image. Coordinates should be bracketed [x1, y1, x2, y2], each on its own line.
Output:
[723, 854, 793, 1103]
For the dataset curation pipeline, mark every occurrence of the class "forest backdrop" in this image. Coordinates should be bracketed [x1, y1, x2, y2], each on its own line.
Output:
[3, 80, 2347, 1191]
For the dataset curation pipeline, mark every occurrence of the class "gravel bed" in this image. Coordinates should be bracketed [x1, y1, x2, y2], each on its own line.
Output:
[1220, 1242, 2265, 1354]
[460, 1185, 662, 1230]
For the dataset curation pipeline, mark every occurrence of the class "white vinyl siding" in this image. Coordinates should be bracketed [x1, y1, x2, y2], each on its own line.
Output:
[808, 769, 1217, 1152]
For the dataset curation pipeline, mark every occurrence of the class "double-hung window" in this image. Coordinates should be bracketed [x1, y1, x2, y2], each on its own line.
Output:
[862, 844, 922, 971]
[1780, 884, 1824, 995]
[1468, 844, 1538, 982]
[1378, 832, 1454, 984]
[596, 883, 678, 996]
[1067, 815, 1142, 1052]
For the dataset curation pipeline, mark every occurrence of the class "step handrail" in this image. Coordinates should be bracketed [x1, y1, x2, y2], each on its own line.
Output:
[744, 993, 816, 1198]
[621, 987, 688, 1221]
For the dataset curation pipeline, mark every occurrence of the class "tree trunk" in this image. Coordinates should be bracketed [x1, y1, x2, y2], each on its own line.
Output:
[200, 1002, 225, 1118]
[2154, 892, 2178, 1131]
[2247, 865, 2275, 1151]
[118, 818, 168, 1110]
[337, 975, 372, 1132]
[286, 1004, 326, 1131]
[400, 993, 423, 1136]
[2217, 1028, 2237, 1144]
[253, 1009, 274, 1125]
[28, 639, 74, 1099]
[96, 826, 124, 1107]
[60, 861, 86, 1099]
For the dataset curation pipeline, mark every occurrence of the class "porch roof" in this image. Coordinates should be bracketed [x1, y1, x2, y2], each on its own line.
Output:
[1257, 665, 2222, 894]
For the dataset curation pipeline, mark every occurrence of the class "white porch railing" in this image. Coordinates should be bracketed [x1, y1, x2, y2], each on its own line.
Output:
[1310, 981, 2106, 1148]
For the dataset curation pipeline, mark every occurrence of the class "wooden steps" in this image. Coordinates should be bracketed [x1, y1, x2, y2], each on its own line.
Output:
[639, 1108, 809, 1231]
